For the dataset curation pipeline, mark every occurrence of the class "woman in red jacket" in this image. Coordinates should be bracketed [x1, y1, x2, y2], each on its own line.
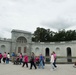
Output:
[22, 54, 28, 68]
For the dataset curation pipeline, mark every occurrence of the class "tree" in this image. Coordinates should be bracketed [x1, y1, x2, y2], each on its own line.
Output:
[65, 30, 76, 41]
[32, 27, 54, 42]
[32, 27, 76, 42]
[53, 29, 66, 41]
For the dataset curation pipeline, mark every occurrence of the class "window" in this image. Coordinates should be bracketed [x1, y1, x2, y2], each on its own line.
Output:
[16, 36, 27, 43]
[24, 47, 26, 53]
[18, 47, 21, 53]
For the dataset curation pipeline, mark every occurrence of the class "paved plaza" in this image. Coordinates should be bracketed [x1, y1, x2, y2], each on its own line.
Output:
[0, 62, 76, 75]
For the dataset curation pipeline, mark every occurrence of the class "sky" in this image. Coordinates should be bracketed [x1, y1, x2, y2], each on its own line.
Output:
[0, 0, 76, 38]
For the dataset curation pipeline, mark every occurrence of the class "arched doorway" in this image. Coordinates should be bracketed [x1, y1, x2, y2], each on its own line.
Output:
[16, 36, 27, 54]
[67, 47, 72, 62]
[45, 48, 50, 56]
[45, 48, 50, 63]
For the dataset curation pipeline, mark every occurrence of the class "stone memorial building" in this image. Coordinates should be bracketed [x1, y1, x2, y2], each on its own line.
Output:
[0, 29, 76, 63]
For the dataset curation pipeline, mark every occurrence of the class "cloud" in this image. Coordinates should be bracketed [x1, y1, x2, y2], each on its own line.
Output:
[41, 18, 74, 30]
[0, 0, 76, 38]
[51, 0, 66, 3]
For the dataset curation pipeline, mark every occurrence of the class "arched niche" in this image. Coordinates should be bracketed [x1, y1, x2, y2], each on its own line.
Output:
[56, 47, 60, 56]
[67, 47, 72, 62]
[45, 48, 50, 56]
[35, 47, 40, 56]
[1, 45, 6, 53]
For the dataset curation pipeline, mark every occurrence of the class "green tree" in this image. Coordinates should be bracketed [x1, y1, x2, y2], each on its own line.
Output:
[53, 29, 66, 41]
[32, 27, 76, 42]
[65, 30, 76, 41]
[32, 27, 54, 42]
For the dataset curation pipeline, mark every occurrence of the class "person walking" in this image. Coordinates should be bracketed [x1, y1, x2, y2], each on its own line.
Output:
[11, 52, 15, 63]
[53, 51, 57, 68]
[6, 53, 10, 64]
[38, 54, 44, 69]
[22, 53, 28, 68]
[3, 52, 7, 63]
[19, 53, 23, 65]
[30, 52, 37, 69]
[50, 52, 55, 71]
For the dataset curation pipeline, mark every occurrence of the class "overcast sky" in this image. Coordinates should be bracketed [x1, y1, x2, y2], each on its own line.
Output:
[0, 0, 76, 38]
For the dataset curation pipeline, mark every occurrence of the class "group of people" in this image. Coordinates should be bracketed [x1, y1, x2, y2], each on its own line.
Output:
[0, 51, 57, 70]
[3, 52, 45, 69]
[22, 52, 45, 69]
[0, 51, 76, 71]
[0, 52, 10, 64]
[30, 53, 45, 69]
[13, 51, 57, 70]
[11, 52, 45, 69]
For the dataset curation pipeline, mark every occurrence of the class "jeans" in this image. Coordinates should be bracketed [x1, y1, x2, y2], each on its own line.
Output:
[51, 62, 54, 69]
[38, 60, 44, 69]
[20, 59, 22, 64]
[53, 60, 57, 68]
[6, 58, 9, 64]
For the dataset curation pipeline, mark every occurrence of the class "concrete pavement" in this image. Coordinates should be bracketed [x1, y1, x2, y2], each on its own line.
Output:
[0, 62, 76, 75]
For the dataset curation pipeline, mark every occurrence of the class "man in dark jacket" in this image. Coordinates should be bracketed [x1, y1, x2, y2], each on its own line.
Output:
[30, 52, 37, 69]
